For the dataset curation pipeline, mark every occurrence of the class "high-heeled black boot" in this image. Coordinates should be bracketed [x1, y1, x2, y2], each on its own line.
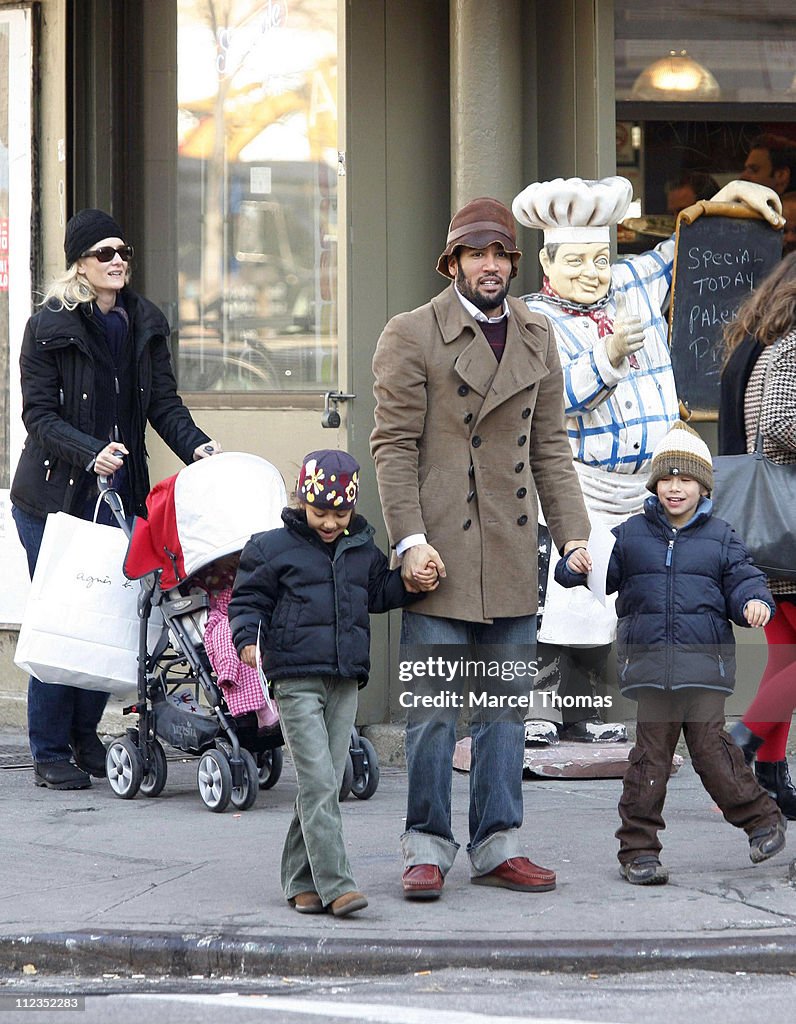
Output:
[726, 721, 764, 765]
[755, 760, 796, 820]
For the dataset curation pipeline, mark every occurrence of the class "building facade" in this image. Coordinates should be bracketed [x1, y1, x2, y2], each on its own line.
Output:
[0, 0, 794, 723]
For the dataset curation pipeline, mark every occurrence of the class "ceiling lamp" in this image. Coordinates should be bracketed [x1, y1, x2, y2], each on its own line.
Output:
[631, 51, 721, 101]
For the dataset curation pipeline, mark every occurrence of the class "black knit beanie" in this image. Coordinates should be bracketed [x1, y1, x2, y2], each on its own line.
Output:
[64, 209, 124, 266]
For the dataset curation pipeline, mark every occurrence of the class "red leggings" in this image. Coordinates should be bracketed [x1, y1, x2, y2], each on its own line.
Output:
[743, 598, 796, 762]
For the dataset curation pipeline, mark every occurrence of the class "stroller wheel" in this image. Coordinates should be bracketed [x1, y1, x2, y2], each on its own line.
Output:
[106, 737, 143, 800]
[339, 752, 354, 802]
[197, 747, 232, 812]
[350, 734, 380, 801]
[256, 747, 284, 790]
[230, 748, 259, 811]
[140, 739, 168, 798]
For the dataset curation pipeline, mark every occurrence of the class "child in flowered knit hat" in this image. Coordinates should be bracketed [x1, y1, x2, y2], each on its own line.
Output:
[229, 449, 436, 918]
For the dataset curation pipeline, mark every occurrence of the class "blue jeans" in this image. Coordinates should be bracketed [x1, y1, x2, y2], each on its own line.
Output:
[399, 610, 536, 876]
[12, 505, 110, 764]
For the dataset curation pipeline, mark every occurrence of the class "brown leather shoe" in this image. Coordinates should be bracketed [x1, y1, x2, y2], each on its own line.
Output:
[289, 891, 325, 914]
[471, 857, 556, 892]
[329, 891, 368, 917]
[402, 863, 444, 900]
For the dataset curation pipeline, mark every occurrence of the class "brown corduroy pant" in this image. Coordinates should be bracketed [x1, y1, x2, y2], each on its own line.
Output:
[617, 687, 780, 864]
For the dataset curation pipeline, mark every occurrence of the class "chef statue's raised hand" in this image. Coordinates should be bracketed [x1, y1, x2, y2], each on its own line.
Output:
[511, 174, 782, 745]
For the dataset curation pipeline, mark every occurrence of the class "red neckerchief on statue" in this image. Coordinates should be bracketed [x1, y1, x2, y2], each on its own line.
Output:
[539, 278, 639, 368]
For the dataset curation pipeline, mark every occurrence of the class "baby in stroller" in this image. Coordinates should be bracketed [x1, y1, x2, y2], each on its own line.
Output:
[195, 553, 280, 735]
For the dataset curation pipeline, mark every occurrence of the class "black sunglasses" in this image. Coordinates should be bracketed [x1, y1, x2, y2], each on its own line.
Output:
[82, 244, 134, 263]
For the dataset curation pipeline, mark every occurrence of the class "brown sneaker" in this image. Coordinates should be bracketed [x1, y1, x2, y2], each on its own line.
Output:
[329, 891, 368, 917]
[289, 891, 325, 914]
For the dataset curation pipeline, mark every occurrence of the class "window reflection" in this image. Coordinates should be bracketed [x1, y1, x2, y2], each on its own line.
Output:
[176, 0, 338, 393]
[614, 1, 796, 254]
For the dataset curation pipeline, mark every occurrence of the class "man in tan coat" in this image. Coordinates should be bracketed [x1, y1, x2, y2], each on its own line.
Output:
[371, 198, 591, 900]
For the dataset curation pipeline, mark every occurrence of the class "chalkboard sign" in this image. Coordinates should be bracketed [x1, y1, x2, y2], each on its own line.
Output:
[668, 202, 782, 417]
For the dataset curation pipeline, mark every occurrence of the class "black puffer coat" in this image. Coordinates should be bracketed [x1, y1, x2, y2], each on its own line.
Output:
[556, 497, 774, 697]
[10, 291, 209, 519]
[229, 508, 418, 686]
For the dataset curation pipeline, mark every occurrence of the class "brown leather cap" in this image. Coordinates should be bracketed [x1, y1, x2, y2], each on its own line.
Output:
[436, 197, 521, 278]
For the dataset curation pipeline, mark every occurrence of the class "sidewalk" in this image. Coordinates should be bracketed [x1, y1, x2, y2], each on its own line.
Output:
[2, 728, 796, 980]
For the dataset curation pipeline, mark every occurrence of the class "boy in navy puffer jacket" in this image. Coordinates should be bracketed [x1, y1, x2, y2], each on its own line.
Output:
[230, 450, 435, 917]
[555, 422, 785, 885]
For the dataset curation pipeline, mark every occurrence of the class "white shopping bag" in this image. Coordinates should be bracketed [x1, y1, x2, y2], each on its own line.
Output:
[14, 512, 158, 699]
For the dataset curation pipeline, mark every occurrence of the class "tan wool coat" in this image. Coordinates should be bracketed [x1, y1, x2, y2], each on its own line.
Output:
[371, 286, 590, 622]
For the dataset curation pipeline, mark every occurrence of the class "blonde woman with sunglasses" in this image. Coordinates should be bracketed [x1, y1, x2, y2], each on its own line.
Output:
[10, 208, 221, 791]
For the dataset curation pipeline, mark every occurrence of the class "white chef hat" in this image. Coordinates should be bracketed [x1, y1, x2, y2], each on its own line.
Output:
[512, 176, 633, 244]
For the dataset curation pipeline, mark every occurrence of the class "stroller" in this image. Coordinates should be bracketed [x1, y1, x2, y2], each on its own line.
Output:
[101, 452, 288, 813]
[100, 451, 380, 810]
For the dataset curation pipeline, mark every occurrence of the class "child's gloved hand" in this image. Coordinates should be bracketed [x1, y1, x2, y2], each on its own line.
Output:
[744, 600, 771, 628]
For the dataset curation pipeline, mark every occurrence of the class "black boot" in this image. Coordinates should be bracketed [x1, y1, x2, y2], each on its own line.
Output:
[34, 761, 91, 790]
[70, 732, 107, 778]
[755, 760, 796, 820]
[726, 721, 764, 765]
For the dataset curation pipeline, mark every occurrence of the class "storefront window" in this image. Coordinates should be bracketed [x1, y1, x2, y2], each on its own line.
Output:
[0, 5, 33, 623]
[176, 0, 338, 392]
[615, 1, 796, 245]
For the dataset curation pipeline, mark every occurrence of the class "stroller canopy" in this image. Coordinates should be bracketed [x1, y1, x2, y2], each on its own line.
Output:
[124, 452, 287, 589]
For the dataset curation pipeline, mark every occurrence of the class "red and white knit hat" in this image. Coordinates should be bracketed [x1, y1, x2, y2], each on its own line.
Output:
[646, 421, 714, 494]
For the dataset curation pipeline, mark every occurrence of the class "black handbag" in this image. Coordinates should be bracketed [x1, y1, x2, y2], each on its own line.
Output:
[712, 335, 796, 580]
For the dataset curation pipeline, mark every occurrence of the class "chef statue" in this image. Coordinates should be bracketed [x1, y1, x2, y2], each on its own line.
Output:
[511, 175, 784, 743]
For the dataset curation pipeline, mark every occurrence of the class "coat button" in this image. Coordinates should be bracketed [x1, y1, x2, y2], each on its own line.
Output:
[463, 519, 472, 530]
[82, 393, 88, 400]
[472, 436, 481, 448]
[464, 412, 473, 424]
[517, 514, 528, 526]
[458, 384, 469, 396]
[467, 490, 476, 503]
[468, 464, 475, 477]
[69, 478, 74, 486]
[518, 435, 527, 446]
[521, 408, 531, 419]
[516, 487, 527, 498]
[515, 461, 524, 473]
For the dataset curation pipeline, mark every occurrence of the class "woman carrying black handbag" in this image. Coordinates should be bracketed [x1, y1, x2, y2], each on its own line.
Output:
[719, 252, 796, 817]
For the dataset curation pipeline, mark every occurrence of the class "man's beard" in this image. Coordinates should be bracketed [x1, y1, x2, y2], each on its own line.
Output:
[456, 266, 510, 313]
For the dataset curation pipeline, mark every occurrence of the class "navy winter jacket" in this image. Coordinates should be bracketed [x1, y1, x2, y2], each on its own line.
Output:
[555, 497, 774, 697]
[229, 508, 418, 686]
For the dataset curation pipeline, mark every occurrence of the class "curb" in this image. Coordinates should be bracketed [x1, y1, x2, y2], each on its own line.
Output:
[3, 931, 796, 978]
